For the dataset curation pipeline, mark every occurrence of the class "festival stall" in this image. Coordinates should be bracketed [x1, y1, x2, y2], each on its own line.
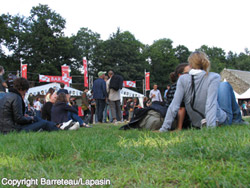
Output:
[120, 88, 145, 107]
[25, 83, 83, 100]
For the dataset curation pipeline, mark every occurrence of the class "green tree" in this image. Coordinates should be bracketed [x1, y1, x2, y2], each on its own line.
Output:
[174, 45, 191, 64]
[146, 38, 179, 91]
[92, 29, 147, 90]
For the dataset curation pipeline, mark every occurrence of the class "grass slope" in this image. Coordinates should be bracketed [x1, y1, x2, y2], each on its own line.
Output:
[0, 118, 250, 188]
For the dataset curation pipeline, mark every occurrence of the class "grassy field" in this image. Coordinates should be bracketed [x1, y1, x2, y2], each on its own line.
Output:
[0, 118, 250, 188]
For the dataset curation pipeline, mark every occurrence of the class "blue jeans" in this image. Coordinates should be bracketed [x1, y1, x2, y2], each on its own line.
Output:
[21, 117, 59, 132]
[103, 103, 108, 123]
[35, 110, 41, 118]
[217, 82, 242, 125]
[68, 112, 84, 126]
[96, 99, 106, 123]
[0, 92, 6, 99]
[107, 104, 113, 122]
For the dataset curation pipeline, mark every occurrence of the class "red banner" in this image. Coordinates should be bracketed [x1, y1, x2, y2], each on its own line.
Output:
[39, 65, 72, 86]
[123, 81, 136, 88]
[21, 64, 27, 79]
[61, 65, 72, 86]
[83, 59, 88, 87]
[145, 72, 150, 91]
[39, 75, 62, 83]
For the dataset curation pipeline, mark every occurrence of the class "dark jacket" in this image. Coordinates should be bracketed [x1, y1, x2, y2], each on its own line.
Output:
[42, 102, 53, 121]
[93, 78, 107, 100]
[51, 102, 78, 124]
[0, 89, 33, 133]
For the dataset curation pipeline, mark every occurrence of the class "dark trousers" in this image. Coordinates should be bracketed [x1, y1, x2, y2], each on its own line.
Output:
[96, 99, 106, 123]
[21, 117, 59, 132]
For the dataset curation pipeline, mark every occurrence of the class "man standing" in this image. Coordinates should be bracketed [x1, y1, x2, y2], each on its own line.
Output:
[106, 70, 122, 124]
[92, 71, 107, 123]
[0, 66, 7, 99]
[163, 84, 171, 101]
[149, 84, 162, 104]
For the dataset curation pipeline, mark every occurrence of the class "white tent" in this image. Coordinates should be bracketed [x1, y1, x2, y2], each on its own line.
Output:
[238, 88, 250, 99]
[25, 83, 83, 100]
[120, 88, 145, 107]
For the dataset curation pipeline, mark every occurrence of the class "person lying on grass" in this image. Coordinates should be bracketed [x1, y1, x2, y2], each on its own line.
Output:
[51, 93, 92, 128]
[0, 78, 79, 134]
[159, 51, 249, 132]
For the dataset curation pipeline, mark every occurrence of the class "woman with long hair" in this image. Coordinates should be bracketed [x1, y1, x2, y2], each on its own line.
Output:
[51, 93, 91, 128]
[160, 51, 247, 132]
[165, 63, 191, 130]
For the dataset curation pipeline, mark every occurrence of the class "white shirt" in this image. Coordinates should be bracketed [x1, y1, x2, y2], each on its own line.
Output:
[149, 89, 162, 102]
[34, 101, 42, 111]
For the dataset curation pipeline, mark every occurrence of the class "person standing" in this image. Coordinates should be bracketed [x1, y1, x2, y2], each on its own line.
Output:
[81, 87, 91, 124]
[34, 97, 42, 118]
[242, 101, 248, 116]
[0, 66, 7, 99]
[149, 84, 163, 104]
[92, 71, 107, 123]
[106, 70, 122, 124]
[163, 84, 171, 102]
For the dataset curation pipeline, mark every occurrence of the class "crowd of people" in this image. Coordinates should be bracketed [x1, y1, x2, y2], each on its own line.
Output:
[0, 51, 249, 134]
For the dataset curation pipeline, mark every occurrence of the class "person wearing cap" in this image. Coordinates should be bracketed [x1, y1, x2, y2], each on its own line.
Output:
[92, 71, 108, 123]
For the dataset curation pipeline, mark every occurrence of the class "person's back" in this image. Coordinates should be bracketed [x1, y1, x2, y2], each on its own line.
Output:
[160, 51, 245, 132]
[178, 71, 223, 127]
[42, 102, 53, 121]
[0, 89, 32, 133]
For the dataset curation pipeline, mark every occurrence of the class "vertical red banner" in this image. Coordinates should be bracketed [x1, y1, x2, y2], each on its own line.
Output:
[21, 64, 27, 79]
[61, 65, 69, 77]
[61, 65, 72, 86]
[83, 58, 88, 88]
[145, 72, 150, 91]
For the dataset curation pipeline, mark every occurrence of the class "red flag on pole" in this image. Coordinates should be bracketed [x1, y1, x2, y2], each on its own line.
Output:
[21, 64, 27, 79]
[61, 65, 72, 86]
[83, 58, 88, 87]
[145, 72, 150, 91]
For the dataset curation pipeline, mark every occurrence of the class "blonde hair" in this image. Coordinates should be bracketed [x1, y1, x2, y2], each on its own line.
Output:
[188, 51, 211, 74]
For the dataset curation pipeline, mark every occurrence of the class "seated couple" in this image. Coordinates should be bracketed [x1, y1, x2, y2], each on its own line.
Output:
[42, 92, 92, 128]
[121, 51, 248, 131]
[0, 78, 79, 134]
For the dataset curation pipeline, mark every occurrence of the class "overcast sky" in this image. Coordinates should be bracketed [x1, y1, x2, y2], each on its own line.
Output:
[1, 0, 250, 54]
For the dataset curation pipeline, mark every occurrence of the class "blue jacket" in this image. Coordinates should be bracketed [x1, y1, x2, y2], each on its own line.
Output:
[51, 102, 78, 124]
[93, 78, 107, 100]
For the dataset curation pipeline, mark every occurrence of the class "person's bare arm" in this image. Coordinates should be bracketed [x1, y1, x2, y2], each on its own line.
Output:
[177, 107, 186, 130]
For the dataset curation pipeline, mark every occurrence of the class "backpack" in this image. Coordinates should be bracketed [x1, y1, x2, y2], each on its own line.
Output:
[109, 75, 123, 91]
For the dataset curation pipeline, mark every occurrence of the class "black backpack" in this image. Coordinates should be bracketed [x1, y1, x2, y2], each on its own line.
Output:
[109, 75, 123, 91]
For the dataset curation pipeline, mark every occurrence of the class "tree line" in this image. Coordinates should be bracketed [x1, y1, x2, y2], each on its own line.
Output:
[0, 4, 249, 93]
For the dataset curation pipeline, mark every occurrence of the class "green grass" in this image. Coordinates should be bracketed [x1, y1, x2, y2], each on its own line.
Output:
[0, 118, 250, 188]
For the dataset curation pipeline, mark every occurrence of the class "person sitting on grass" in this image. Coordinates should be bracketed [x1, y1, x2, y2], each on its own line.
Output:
[160, 51, 248, 132]
[165, 63, 191, 130]
[51, 93, 92, 128]
[0, 78, 79, 134]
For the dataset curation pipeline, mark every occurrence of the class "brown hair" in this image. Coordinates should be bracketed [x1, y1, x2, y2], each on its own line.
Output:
[188, 51, 210, 74]
[55, 93, 68, 104]
[60, 82, 65, 88]
[13, 78, 30, 91]
[170, 63, 189, 83]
